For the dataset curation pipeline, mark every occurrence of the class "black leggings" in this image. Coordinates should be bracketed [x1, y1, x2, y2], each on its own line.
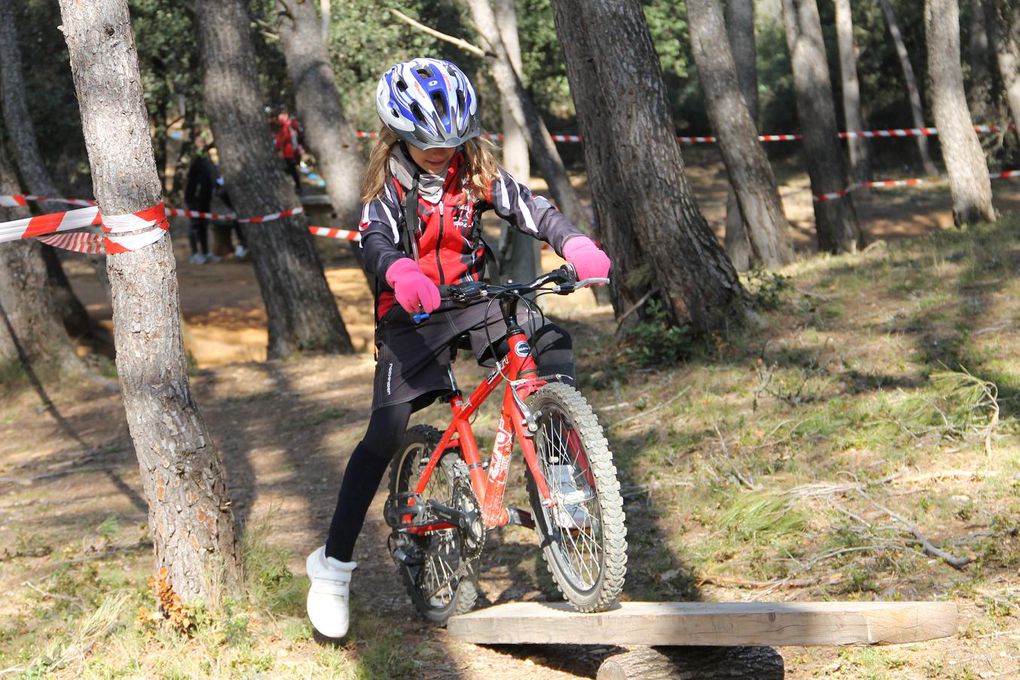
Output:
[324, 324, 573, 562]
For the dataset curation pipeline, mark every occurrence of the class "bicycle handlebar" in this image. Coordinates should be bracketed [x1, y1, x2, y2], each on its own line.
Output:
[410, 265, 609, 323]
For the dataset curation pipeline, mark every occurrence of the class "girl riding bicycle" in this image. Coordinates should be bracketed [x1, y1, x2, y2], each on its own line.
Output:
[305, 57, 611, 639]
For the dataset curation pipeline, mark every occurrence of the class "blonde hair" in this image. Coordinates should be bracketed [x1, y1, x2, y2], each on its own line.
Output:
[360, 127, 500, 203]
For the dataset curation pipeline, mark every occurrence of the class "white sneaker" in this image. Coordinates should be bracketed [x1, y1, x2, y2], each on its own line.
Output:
[189, 253, 207, 264]
[205, 254, 222, 263]
[234, 244, 248, 258]
[306, 546, 356, 638]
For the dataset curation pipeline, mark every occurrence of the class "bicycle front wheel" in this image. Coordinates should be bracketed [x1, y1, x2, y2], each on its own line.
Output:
[526, 382, 627, 612]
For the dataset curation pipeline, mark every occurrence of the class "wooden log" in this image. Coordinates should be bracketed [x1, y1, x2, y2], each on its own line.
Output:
[597, 646, 784, 680]
[447, 601, 958, 647]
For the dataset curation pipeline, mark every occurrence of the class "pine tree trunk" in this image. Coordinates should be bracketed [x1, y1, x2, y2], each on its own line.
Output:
[966, 0, 994, 121]
[689, 0, 793, 269]
[493, 0, 539, 285]
[0, 142, 80, 371]
[781, 0, 863, 254]
[195, 0, 353, 358]
[0, 0, 93, 338]
[464, 0, 591, 234]
[879, 0, 940, 175]
[550, 0, 745, 335]
[834, 0, 872, 183]
[723, 0, 757, 272]
[275, 0, 371, 288]
[989, 0, 1020, 130]
[926, 0, 997, 225]
[58, 0, 240, 604]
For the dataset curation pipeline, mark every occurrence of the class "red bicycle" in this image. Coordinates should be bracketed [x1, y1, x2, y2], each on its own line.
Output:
[384, 267, 628, 624]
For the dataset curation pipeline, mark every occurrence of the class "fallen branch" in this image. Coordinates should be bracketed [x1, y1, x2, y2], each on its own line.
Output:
[857, 489, 974, 570]
[23, 581, 85, 609]
[615, 287, 659, 332]
[609, 386, 689, 429]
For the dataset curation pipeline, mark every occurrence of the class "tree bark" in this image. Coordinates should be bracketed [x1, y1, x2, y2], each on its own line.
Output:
[966, 0, 994, 121]
[688, 0, 793, 269]
[723, 0, 757, 271]
[195, 0, 353, 358]
[926, 0, 997, 225]
[0, 141, 80, 371]
[492, 0, 539, 285]
[58, 0, 240, 604]
[834, 0, 872, 183]
[989, 0, 1020, 130]
[274, 0, 362, 225]
[551, 0, 745, 335]
[464, 0, 591, 235]
[781, 0, 863, 254]
[0, 0, 93, 339]
[597, 646, 784, 680]
[274, 0, 370, 286]
[879, 0, 940, 175]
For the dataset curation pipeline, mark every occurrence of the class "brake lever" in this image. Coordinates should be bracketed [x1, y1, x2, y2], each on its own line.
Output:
[552, 277, 610, 294]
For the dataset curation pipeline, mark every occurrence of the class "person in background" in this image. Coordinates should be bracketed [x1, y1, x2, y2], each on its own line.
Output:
[184, 133, 221, 264]
[207, 143, 248, 259]
[273, 107, 305, 195]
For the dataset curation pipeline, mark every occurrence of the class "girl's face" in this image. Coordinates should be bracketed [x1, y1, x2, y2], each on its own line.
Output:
[406, 143, 456, 175]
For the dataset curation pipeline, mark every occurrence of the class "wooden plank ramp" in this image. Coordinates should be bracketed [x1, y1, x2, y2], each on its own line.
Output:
[447, 601, 958, 647]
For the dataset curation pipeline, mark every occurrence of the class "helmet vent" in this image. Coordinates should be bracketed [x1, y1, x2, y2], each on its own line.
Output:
[409, 101, 428, 124]
[456, 89, 466, 112]
[431, 92, 448, 119]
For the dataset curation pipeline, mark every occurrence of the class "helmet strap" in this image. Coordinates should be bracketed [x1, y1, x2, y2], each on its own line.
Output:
[403, 172, 421, 264]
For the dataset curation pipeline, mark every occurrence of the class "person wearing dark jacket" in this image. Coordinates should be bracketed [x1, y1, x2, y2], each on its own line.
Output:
[184, 136, 221, 264]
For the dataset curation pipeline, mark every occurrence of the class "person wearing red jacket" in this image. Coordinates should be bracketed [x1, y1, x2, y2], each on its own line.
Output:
[273, 108, 304, 194]
[303, 58, 611, 640]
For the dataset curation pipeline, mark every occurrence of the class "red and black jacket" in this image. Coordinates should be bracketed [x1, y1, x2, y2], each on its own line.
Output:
[359, 151, 582, 320]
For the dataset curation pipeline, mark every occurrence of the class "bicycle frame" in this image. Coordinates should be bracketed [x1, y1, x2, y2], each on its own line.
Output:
[407, 323, 555, 534]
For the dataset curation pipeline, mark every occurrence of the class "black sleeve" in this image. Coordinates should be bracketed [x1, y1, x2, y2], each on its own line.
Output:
[487, 167, 585, 256]
[358, 181, 410, 287]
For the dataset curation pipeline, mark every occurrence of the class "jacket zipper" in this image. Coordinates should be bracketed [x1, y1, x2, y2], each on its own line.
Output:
[436, 201, 446, 285]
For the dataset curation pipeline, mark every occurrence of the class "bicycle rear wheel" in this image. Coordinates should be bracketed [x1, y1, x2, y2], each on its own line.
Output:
[388, 425, 479, 625]
[526, 382, 627, 612]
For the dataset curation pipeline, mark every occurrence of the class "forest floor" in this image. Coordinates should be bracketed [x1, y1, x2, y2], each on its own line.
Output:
[2, 157, 1020, 678]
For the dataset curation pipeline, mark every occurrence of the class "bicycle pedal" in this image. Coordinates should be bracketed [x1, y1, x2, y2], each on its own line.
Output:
[384, 493, 426, 529]
[506, 506, 536, 530]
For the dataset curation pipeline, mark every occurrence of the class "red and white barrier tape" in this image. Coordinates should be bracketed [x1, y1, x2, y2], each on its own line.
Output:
[355, 124, 1008, 145]
[0, 202, 169, 253]
[0, 204, 101, 242]
[813, 169, 1020, 202]
[0, 194, 97, 208]
[308, 225, 360, 241]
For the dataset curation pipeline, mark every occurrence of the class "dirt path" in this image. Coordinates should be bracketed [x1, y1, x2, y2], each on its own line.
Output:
[5, 162, 1020, 676]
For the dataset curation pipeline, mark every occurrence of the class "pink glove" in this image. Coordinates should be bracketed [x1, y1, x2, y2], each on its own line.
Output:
[385, 258, 441, 315]
[562, 236, 611, 281]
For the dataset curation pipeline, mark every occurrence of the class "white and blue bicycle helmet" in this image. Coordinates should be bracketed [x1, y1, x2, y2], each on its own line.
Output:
[375, 58, 480, 150]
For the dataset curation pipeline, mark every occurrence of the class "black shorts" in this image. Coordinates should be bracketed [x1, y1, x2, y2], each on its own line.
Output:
[371, 303, 544, 411]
